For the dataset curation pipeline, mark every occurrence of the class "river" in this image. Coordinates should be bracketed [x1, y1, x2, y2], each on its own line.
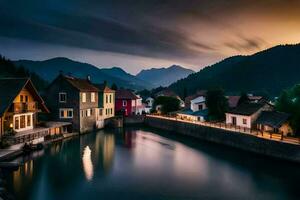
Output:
[1, 127, 300, 200]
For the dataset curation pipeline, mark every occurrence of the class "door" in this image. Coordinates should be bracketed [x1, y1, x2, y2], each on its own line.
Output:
[232, 116, 237, 125]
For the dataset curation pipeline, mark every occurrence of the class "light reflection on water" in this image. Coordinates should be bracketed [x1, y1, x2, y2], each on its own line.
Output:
[82, 146, 93, 181]
[1, 128, 300, 200]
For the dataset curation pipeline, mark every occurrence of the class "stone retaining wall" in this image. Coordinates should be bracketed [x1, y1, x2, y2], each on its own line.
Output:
[145, 116, 300, 163]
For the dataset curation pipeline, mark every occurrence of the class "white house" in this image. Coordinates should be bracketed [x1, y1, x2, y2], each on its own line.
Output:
[146, 97, 154, 108]
[190, 96, 206, 112]
[132, 95, 146, 115]
[225, 102, 273, 129]
[177, 95, 208, 122]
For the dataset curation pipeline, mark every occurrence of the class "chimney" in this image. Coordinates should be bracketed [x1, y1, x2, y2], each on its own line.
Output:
[86, 75, 91, 82]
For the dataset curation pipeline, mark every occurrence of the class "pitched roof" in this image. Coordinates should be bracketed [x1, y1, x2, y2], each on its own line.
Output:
[177, 108, 208, 117]
[185, 90, 207, 107]
[0, 78, 49, 116]
[63, 75, 99, 92]
[226, 102, 266, 116]
[256, 111, 290, 128]
[155, 89, 178, 98]
[227, 96, 240, 108]
[94, 84, 115, 93]
[116, 89, 138, 100]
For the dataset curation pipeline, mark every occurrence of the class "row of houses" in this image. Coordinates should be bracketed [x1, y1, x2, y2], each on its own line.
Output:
[0, 74, 151, 147]
[175, 91, 293, 136]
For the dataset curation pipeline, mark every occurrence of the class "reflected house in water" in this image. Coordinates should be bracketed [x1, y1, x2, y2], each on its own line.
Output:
[12, 160, 34, 194]
[80, 131, 115, 181]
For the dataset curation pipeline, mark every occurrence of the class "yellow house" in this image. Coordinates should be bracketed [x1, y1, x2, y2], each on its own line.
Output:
[95, 84, 115, 120]
[0, 78, 49, 143]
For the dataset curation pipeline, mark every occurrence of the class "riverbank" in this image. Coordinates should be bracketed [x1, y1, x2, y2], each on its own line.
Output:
[145, 115, 300, 163]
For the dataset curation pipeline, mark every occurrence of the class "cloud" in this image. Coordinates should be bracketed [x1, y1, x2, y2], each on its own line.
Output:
[0, 0, 300, 72]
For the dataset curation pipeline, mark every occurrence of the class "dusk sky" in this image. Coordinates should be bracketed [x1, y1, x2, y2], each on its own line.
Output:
[0, 0, 300, 74]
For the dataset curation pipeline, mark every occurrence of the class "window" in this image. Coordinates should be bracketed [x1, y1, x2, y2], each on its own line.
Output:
[15, 117, 19, 130]
[110, 108, 113, 115]
[25, 96, 28, 102]
[20, 95, 24, 102]
[59, 109, 73, 119]
[243, 118, 247, 125]
[198, 104, 203, 110]
[59, 93, 67, 103]
[109, 95, 112, 103]
[20, 116, 26, 129]
[106, 95, 108, 103]
[91, 92, 96, 102]
[27, 115, 31, 126]
[82, 93, 86, 103]
[122, 100, 127, 106]
[86, 109, 91, 117]
[106, 109, 108, 115]
[99, 109, 103, 116]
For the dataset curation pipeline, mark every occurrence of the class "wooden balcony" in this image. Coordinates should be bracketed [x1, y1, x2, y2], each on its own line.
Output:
[12, 102, 37, 113]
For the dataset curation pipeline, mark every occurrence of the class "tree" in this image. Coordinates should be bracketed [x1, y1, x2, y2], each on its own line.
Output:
[275, 84, 300, 135]
[154, 96, 180, 114]
[183, 87, 187, 100]
[111, 83, 118, 90]
[237, 92, 250, 106]
[206, 88, 228, 121]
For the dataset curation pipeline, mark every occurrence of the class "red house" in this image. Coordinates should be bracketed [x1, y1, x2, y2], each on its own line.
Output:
[115, 89, 138, 116]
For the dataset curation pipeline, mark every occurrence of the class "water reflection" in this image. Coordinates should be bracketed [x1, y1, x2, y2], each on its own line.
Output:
[82, 146, 93, 181]
[12, 160, 34, 194]
[2, 128, 300, 200]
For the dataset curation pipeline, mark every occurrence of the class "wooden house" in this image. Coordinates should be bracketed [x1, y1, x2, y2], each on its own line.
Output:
[256, 111, 292, 136]
[0, 78, 49, 144]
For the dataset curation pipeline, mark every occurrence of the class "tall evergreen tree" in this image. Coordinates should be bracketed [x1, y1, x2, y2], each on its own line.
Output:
[206, 88, 228, 121]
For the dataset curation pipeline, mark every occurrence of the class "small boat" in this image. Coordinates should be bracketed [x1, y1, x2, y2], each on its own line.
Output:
[23, 143, 44, 154]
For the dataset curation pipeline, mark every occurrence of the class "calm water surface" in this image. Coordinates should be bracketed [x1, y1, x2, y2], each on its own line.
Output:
[1, 127, 300, 200]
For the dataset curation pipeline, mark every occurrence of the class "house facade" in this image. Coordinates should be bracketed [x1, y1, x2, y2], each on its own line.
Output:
[225, 102, 273, 129]
[95, 84, 115, 119]
[115, 89, 138, 116]
[177, 95, 208, 122]
[0, 78, 49, 143]
[190, 96, 206, 112]
[45, 75, 99, 133]
[256, 111, 292, 136]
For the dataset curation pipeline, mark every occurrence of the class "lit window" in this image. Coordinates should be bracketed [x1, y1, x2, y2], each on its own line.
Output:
[86, 109, 91, 117]
[59, 93, 67, 103]
[122, 100, 127, 106]
[91, 92, 96, 102]
[82, 93, 86, 103]
[59, 109, 73, 119]
[27, 115, 31, 126]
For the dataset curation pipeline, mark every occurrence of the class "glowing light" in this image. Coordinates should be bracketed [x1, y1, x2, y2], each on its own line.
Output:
[82, 146, 93, 181]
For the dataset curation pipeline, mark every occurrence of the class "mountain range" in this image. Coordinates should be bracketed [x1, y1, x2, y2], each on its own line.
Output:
[136, 65, 195, 87]
[14, 58, 193, 90]
[169, 44, 300, 97]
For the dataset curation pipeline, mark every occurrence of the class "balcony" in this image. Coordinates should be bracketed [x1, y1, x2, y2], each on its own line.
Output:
[12, 102, 37, 113]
